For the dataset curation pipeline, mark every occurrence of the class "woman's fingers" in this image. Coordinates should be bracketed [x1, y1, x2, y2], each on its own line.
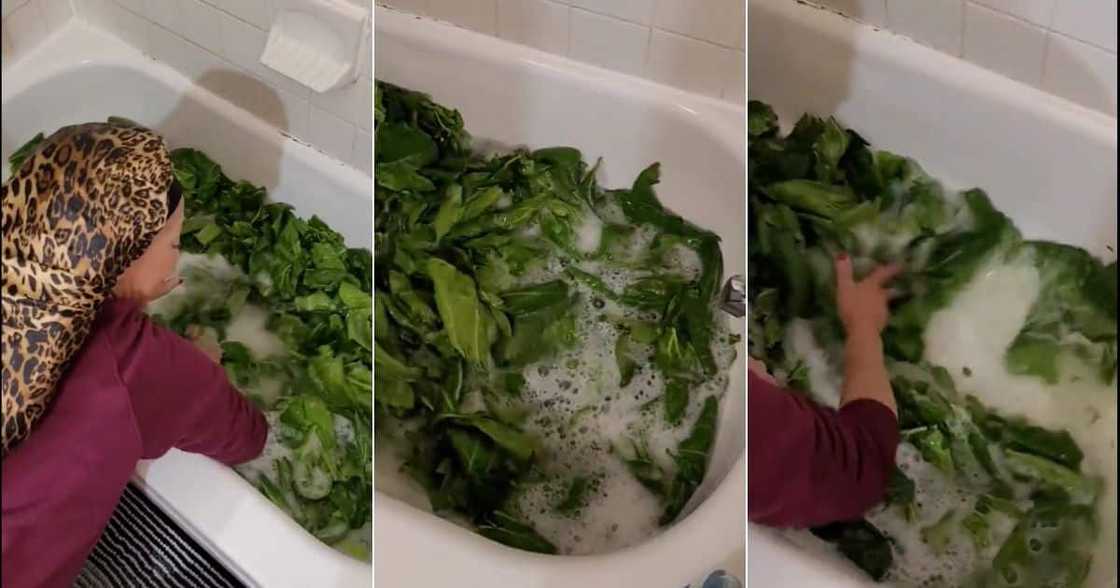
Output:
[835, 255, 902, 299]
[748, 358, 778, 385]
[152, 276, 183, 299]
[834, 253, 855, 291]
[867, 263, 903, 287]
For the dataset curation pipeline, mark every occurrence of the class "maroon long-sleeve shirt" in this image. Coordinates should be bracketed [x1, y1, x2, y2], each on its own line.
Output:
[2, 299, 268, 588]
[748, 370, 899, 528]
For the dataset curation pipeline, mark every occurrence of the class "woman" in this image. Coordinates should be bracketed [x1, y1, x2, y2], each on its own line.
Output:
[1, 122, 267, 588]
[748, 254, 901, 527]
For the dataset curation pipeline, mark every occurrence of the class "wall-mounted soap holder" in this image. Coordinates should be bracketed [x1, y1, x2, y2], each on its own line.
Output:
[260, 0, 368, 93]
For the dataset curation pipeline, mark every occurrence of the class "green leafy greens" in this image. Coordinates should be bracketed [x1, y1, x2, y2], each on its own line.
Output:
[375, 82, 735, 553]
[748, 102, 1114, 586]
[158, 146, 372, 558]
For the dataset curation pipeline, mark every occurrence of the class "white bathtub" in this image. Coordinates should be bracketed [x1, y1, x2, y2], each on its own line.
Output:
[374, 7, 746, 587]
[1, 23, 373, 588]
[748, 0, 1118, 586]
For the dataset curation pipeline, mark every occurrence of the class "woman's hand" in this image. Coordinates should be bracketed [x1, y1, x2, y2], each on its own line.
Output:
[834, 254, 901, 337]
[749, 357, 777, 385]
[185, 325, 223, 364]
[834, 253, 900, 415]
[152, 274, 183, 300]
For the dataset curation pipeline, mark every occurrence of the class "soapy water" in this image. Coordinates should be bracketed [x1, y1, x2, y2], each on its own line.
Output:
[148, 253, 373, 561]
[507, 277, 736, 555]
[235, 412, 372, 560]
[782, 255, 1117, 587]
[511, 236, 736, 553]
[920, 258, 1117, 588]
[376, 221, 739, 555]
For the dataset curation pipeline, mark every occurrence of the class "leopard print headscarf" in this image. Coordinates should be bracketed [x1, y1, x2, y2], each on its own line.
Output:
[1, 123, 175, 455]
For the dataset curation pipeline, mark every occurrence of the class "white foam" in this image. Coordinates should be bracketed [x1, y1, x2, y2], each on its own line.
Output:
[226, 304, 286, 358]
[575, 212, 603, 254]
[786, 319, 842, 407]
[923, 256, 1117, 587]
[502, 262, 735, 554]
[236, 411, 292, 485]
[147, 252, 239, 318]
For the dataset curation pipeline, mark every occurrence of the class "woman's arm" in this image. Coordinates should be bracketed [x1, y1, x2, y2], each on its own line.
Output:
[747, 255, 902, 528]
[835, 254, 900, 415]
[105, 301, 267, 464]
[748, 371, 899, 527]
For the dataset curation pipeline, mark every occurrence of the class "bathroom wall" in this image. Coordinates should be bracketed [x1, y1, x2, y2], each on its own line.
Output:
[2, 0, 373, 175]
[805, 0, 1117, 117]
[2, 0, 74, 66]
[376, 0, 746, 104]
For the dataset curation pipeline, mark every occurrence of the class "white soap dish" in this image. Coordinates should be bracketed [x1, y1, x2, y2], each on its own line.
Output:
[260, 0, 368, 93]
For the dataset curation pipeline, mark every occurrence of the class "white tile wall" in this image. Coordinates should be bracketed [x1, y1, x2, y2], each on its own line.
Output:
[973, 0, 1053, 27]
[570, 0, 653, 25]
[428, 0, 497, 35]
[38, 0, 71, 25]
[647, 29, 735, 97]
[888, 0, 964, 55]
[654, 0, 744, 47]
[963, 2, 1047, 85]
[569, 7, 648, 75]
[1044, 33, 1118, 116]
[1051, 0, 1116, 53]
[810, 0, 887, 27]
[378, 0, 746, 103]
[805, 0, 1117, 116]
[496, 0, 569, 54]
[2, 0, 373, 174]
[4, 0, 50, 50]
[2, 0, 72, 68]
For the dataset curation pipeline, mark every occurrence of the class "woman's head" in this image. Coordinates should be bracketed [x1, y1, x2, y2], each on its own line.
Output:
[112, 180, 184, 303]
[1, 121, 179, 453]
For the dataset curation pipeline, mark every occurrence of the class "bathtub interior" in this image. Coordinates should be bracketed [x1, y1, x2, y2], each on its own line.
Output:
[748, 0, 1117, 585]
[374, 7, 746, 557]
[2, 24, 372, 586]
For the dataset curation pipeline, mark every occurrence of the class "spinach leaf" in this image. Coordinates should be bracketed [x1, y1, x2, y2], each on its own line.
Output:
[747, 100, 778, 138]
[986, 502, 1096, 588]
[553, 476, 593, 515]
[170, 148, 224, 203]
[8, 132, 44, 174]
[477, 511, 558, 555]
[659, 395, 719, 524]
[427, 258, 496, 365]
[376, 83, 732, 553]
